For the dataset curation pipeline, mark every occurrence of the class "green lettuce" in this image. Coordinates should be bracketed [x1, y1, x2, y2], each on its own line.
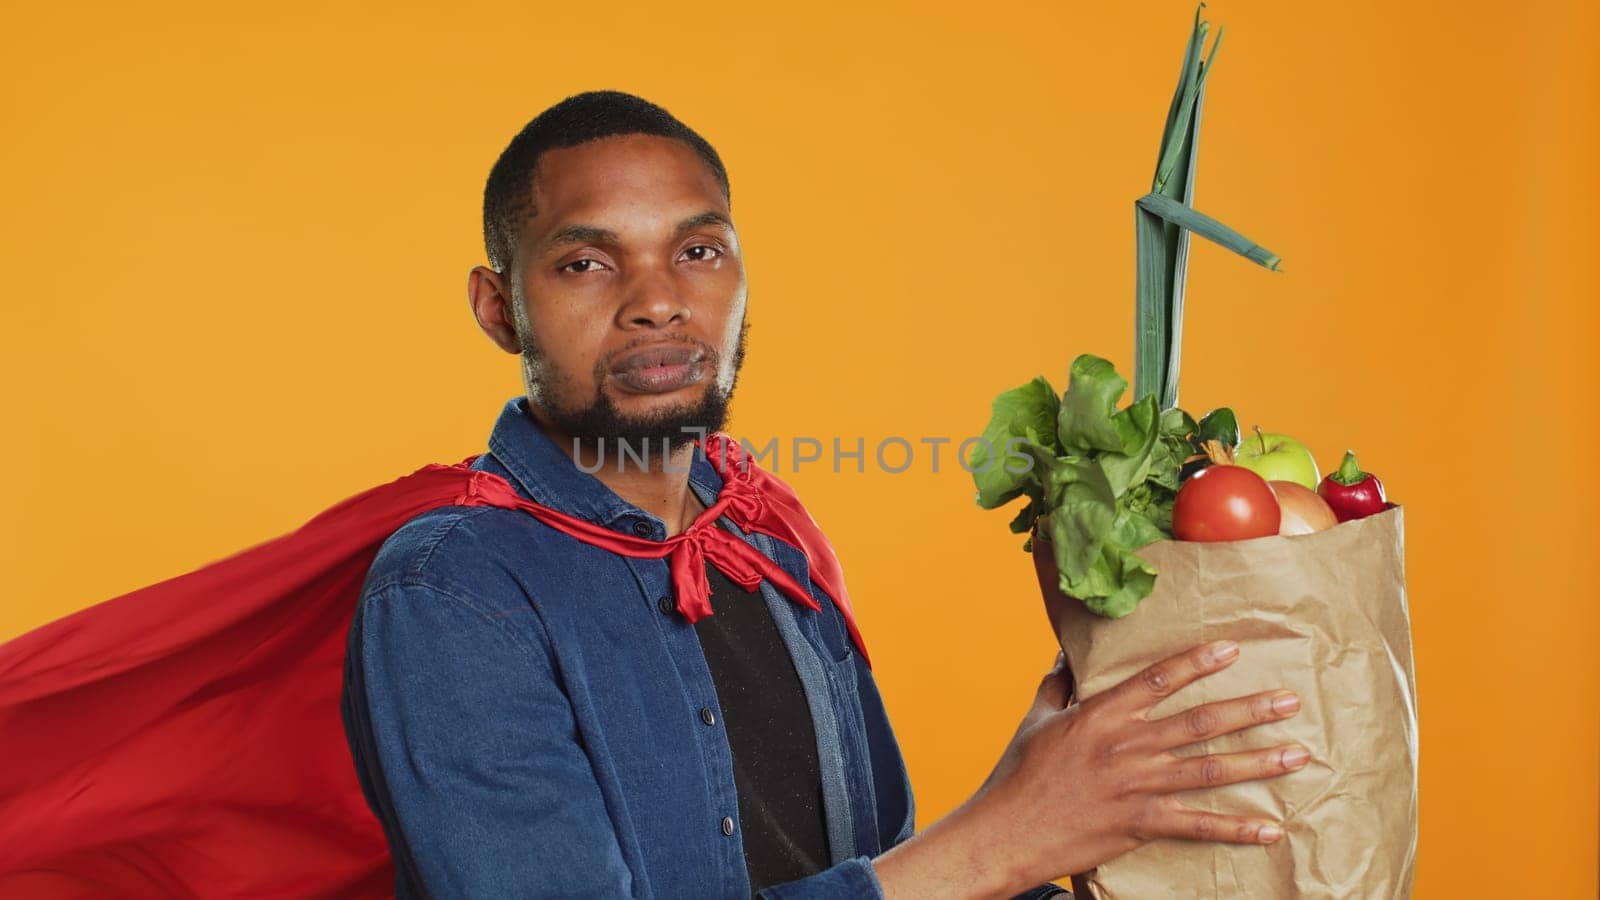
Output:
[969, 376, 1060, 512]
[972, 353, 1225, 618]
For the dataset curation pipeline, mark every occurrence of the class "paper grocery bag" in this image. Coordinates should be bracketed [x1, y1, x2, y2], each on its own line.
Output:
[1031, 505, 1418, 900]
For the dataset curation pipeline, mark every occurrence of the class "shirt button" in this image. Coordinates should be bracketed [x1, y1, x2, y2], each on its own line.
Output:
[720, 816, 735, 836]
[631, 520, 653, 538]
[658, 595, 675, 616]
[700, 707, 716, 726]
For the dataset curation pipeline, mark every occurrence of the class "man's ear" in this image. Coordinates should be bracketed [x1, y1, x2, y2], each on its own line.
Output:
[467, 265, 521, 355]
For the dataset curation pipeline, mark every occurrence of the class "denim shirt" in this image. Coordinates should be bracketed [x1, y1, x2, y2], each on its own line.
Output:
[340, 395, 1069, 899]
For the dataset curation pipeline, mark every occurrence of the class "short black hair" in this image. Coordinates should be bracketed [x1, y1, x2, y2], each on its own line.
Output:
[482, 90, 732, 276]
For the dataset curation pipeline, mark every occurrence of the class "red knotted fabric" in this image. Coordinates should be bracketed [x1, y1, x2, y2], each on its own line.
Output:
[0, 432, 866, 898]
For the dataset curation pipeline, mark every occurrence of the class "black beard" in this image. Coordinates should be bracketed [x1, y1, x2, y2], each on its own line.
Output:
[539, 381, 733, 463]
[520, 318, 748, 466]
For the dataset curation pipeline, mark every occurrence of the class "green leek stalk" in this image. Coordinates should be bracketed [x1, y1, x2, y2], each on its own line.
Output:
[1133, 2, 1283, 412]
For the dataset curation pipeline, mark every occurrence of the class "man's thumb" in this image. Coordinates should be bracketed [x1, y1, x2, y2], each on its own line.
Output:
[1033, 650, 1072, 711]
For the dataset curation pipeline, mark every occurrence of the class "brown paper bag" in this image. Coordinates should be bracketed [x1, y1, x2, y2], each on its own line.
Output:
[1031, 504, 1418, 899]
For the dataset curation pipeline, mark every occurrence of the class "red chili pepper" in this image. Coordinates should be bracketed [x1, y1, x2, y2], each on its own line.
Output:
[1317, 450, 1387, 522]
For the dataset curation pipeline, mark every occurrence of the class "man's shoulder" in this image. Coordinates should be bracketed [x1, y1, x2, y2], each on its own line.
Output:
[361, 502, 539, 602]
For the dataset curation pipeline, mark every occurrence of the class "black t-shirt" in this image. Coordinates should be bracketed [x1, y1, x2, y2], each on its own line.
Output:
[692, 524, 830, 895]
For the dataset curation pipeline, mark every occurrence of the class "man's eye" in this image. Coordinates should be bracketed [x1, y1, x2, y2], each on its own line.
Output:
[683, 245, 723, 262]
[561, 259, 606, 274]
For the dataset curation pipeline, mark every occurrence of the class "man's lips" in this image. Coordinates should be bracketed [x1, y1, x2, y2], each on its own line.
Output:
[610, 343, 707, 394]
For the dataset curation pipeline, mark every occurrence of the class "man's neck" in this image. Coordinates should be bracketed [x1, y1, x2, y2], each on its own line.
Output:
[532, 415, 708, 538]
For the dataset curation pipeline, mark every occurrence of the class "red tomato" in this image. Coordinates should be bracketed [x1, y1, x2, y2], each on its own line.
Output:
[1172, 464, 1282, 542]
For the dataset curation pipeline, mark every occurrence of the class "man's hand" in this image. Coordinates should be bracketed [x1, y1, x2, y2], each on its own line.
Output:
[981, 639, 1305, 889]
[872, 639, 1306, 899]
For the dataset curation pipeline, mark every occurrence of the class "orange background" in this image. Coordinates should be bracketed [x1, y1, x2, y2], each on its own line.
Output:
[3, 1, 1595, 895]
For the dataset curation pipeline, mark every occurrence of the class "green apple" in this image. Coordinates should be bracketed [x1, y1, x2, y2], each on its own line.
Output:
[1233, 428, 1320, 491]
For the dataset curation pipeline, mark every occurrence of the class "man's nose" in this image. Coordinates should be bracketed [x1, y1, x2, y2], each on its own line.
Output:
[617, 266, 690, 328]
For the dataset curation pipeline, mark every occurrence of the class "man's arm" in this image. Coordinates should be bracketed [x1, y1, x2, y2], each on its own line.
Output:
[341, 579, 635, 897]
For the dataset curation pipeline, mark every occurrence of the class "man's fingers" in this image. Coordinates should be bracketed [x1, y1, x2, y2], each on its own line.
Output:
[1101, 640, 1240, 716]
[1136, 798, 1285, 845]
[1141, 690, 1301, 751]
[1140, 743, 1312, 794]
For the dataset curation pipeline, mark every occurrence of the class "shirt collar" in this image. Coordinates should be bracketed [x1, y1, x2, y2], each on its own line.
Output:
[483, 395, 726, 537]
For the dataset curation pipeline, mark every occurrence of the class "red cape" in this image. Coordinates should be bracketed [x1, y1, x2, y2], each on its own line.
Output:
[0, 441, 866, 898]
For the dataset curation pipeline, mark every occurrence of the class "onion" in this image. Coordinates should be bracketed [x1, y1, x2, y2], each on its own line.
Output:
[1269, 480, 1338, 535]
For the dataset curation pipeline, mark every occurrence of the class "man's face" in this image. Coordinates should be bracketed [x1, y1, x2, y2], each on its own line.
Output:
[482, 133, 748, 460]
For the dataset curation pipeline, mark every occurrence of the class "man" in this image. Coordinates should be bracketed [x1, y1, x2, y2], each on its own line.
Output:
[339, 90, 1308, 899]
